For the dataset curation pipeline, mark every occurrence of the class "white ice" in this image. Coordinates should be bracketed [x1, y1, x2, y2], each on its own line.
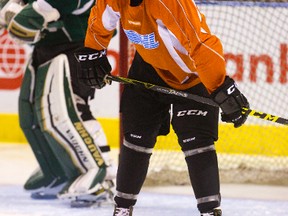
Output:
[1, 143, 288, 216]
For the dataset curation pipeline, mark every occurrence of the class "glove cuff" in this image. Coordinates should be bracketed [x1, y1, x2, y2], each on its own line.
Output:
[211, 76, 235, 104]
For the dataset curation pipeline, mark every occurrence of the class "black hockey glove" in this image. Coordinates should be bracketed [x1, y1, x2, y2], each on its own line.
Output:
[211, 76, 250, 128]
[74, 47, 112, 89]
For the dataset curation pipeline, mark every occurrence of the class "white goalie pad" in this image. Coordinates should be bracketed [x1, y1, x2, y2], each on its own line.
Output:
[39, 54, 107, 173]
[58, 167, 107, 199]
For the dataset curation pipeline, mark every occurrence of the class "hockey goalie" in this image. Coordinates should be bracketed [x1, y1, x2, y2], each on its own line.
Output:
[0, 0, 116, 207]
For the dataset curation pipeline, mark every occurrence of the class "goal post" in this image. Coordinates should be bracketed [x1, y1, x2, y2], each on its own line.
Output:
[118, 0, 288, 186]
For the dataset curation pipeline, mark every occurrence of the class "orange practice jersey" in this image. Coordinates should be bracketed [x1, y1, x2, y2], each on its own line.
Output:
[85, 0, 226, 92]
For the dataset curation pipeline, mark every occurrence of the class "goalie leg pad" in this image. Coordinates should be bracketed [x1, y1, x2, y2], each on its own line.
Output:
[82, 119, 116, 181]
[35, 54, 113, 198]
[35, 55, 106, 171]
[19, 61, 68, 190]
[58, 167, 106, 198]
[25, 168, 69, 200]
[32, 59, 81, 179]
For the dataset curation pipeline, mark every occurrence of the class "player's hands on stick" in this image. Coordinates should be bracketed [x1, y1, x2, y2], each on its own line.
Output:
[211, 76, 250, 128]
[74, 47, 112, 89]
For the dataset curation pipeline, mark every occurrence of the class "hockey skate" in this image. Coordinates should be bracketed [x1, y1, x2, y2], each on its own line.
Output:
[30, 180, 67, 200]
[201, 207, 222, 216]
[113, 205, 133, 216]
[70, 179, 115, 208]
[24, 168, 68, 200]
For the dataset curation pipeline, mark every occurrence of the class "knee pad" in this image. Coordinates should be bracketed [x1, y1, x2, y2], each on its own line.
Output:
[178, 131, 215, 153]
[124, 125, 159, 149]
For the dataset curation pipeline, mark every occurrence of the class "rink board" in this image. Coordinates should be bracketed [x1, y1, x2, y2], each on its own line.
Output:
[0, 113, 287, 156]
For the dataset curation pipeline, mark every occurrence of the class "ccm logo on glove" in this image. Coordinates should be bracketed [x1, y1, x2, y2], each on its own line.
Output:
[227, 84, 236, 95]
[211, 76, 250, 128]
[77, 50, 107, 61]
[74, 47, 112, 89]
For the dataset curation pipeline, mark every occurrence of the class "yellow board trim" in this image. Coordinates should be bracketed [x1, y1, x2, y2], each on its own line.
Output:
[0, 114, 119, 148]
[156, 124, 288, 156]
[1, 114, 288, 156]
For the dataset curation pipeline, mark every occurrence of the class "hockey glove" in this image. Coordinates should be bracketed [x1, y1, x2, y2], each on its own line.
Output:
[211, 76, 250, 128]
[6, 1, 60, 44]
[74, 47, 112, 89]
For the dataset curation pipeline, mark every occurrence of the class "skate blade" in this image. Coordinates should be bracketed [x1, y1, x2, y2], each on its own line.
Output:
[70, 196, 114, 208]
[31, 192, 58, 200]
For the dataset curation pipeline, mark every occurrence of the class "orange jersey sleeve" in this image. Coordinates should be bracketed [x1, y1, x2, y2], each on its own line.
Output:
[85, 0, 119, 50]
[85, 0, 226, 92]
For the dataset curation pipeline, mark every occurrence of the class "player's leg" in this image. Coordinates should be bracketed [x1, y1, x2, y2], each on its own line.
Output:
[19, 60, 68, 199]
[114, 53, 171, 214]
[172, 83, 222, 215]
[115, 87, 166, 212]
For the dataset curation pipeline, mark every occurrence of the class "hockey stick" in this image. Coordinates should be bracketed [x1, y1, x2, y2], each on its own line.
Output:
[105, 75, 288, 126]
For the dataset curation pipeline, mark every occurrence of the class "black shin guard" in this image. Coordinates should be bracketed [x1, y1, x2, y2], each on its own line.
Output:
[115, 144, 151, 208]
[185, 150, 221, 213]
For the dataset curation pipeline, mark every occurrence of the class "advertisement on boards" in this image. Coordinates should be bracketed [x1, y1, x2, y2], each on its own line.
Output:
[0, 29, 120, 117]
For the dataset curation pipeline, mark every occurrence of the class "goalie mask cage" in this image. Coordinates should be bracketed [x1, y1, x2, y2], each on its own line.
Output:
[119, 0, 288, 186]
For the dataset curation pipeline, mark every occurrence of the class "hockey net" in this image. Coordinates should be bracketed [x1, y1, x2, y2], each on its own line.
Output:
[119, 0, 288, 186]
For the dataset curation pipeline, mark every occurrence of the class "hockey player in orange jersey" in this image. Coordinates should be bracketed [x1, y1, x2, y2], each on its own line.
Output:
[74, 0, 250, 215]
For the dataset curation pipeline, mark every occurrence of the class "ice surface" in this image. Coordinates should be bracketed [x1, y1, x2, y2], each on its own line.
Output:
[1, 185, 288, 216]
[0, 143, 288, 216]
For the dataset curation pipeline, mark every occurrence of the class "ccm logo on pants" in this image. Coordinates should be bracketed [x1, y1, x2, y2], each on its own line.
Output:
[177, 110, 208, 117]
